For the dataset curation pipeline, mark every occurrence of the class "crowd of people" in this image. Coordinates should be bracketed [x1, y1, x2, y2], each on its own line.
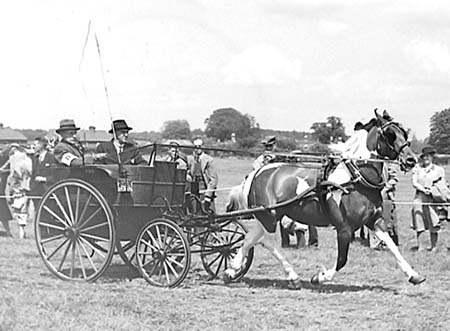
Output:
[0, 118, 450, 254]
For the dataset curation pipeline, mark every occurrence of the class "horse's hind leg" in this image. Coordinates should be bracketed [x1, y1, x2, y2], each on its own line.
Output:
[373, 220, 426, 285]
[223, 220, 264, 282]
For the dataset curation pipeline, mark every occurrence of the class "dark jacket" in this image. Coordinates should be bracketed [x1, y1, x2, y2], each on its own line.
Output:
[31, 151, 55, 195]
[53, 140, 84, 166]
[95, 140, 146, 165]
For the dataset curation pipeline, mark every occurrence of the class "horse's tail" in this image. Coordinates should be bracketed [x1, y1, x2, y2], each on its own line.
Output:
[226, 182, 247, 212]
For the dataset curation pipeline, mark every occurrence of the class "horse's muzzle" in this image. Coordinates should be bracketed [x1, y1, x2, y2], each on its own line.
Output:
[401, 156, 416, 172]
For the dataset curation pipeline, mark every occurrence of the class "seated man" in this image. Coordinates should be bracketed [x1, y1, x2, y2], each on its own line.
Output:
[95, 119, 146, 165]
[53, 119, 85, 166]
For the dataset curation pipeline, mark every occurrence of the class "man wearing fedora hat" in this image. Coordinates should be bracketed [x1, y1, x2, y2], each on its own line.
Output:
[95, 119, 145, 165]
[53, 119, 85, 166]
[411, 145, 450, 251]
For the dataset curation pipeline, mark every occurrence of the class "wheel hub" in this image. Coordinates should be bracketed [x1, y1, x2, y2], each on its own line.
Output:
[65, 227, 79, 240]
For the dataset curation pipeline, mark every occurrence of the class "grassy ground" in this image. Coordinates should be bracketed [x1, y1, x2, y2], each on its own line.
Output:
[1, 158, 450, 330]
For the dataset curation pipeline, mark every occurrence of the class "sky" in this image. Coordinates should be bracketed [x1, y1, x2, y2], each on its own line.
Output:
[1, 0, 450, 139]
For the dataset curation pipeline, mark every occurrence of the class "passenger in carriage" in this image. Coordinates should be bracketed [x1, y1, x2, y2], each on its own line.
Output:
[30, 136, 55, 196]
[95, 119, 146, 165]
[53, 119, 85, 166]
[161, 141, 187, 170]
[187, 138, 218, 212]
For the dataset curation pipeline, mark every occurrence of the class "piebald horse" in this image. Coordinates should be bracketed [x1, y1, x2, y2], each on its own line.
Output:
[224, 110, 425, 288]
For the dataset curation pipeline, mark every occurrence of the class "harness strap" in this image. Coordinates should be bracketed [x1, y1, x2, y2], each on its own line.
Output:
[344, 160, 385, 190]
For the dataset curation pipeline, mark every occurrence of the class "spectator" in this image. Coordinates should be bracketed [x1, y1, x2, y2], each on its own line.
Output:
[368, 162, 399, 249]
[30, 136, 54, 196]
[187, 138, 218, 212]
[161, 141, 187, 170]
[411, 146, 449, 251]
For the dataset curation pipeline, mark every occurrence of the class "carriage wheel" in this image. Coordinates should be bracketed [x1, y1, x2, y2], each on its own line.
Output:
[116, 238, 138, 272]
[135, 218, 190, 288]
[34, 179, 115, 282]
[200, 220, 254, 281]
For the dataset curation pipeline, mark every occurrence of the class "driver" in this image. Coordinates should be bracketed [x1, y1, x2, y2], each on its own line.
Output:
[95, 119, 145, 165]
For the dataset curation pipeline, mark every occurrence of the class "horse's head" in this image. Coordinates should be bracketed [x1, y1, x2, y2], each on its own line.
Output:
[366, 109, 416, 171]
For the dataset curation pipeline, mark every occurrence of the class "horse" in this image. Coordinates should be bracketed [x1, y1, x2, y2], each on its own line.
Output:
[224, 109, 425, 288]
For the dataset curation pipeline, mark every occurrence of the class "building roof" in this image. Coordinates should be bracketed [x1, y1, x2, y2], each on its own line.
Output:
[78, 126, 110, 143]
[0, 123, 27, 142]
[47, 126, 111, 143]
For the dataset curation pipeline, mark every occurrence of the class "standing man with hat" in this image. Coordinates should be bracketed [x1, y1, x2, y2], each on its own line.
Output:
[253, 136, 276, 170]
[95, 119, 146, 165]
[187, 138, 218, 212]
[53, 119, 85, 166]
[411, 145, 450, 251]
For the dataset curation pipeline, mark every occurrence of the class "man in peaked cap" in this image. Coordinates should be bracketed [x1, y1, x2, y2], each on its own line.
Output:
[95, 119, 146, 165]
[252, 136, 276, 171]
[53, 119, 85, 166]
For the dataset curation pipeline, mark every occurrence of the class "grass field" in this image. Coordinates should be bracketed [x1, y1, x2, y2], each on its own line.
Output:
[1, 158, 450, 330]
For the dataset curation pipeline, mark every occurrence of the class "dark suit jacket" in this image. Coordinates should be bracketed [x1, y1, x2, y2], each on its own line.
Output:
[95, 140, 146, 165]
[31, 151, 55, 195]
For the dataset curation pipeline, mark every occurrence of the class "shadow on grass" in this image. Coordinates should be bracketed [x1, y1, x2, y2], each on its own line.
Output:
[100, 264, 141, 281]
[239, 277, 397, 293]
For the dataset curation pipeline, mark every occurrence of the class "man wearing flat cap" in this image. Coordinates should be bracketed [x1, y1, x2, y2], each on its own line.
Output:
[95, 119, 145, 165]
[53, 119, 85, 166]
[187, 138, 218, 211]
[252, 136, 276, 171]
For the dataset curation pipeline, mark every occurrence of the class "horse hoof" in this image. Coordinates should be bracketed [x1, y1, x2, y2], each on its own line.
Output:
[288, 278, 302, 290]
[310, 274, 321, 285]
[408, 274, 426, 285]
[222, 272, 233, 284]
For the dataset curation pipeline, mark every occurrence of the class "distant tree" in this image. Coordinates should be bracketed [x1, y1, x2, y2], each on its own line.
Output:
[205, 108, 259, 142]
[311, 116, 346, 144]
[307, 142, 330, 153]
[237, 135, 259, 150]
[409, 133, 425, 154]
[191, 128, 204, 138]
[161, 120, 191, 140]
[429, 108, 450, 153]
[276, 137, 297, 151]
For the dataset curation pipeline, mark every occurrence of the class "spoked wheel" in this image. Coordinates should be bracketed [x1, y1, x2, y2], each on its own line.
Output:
[34, 179, 115, 282]
[135, 218, 191, 288]
[116, 238, 138, 272]
[200, 220, 254, 281]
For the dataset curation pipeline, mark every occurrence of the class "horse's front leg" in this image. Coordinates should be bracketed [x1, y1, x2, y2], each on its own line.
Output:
[373, 219, 426, 285]
[311, 224, 352, 284]
[311, 197, 352, 284]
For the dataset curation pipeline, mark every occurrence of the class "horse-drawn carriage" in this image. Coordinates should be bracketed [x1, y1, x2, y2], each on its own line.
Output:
[34, 144, 254, 287]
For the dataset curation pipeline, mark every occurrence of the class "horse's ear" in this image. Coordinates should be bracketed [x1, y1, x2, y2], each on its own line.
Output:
[382, 110, 393, 121]
[374, 108, 382, 120]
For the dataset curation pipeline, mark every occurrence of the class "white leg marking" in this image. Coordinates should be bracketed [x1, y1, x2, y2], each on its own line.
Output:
[317, 263, 337, 283]
[374, 226, 418, 278]
[225, 220, 263, 279]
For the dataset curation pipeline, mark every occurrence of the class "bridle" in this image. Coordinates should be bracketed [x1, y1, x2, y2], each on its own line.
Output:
[376, 121, 410, 159]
